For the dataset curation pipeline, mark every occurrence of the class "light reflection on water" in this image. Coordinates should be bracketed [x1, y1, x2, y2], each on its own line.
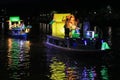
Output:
[0, 36, 116, 80]
[46, 50, 111, 80]
[7, 38, 31, 80]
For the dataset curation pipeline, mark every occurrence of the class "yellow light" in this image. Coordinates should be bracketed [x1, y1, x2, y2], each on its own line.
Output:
[52, 13, 71, 38]
[50, 57, 66, 80]
[25, 28, 30, 33]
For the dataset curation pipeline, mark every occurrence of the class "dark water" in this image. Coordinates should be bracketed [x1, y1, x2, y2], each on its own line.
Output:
[0, 35, 119, 80]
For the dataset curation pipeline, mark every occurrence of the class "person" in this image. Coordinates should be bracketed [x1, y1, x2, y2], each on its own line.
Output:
[64, 19, 69, 37]
[64, 17, 70, 38]
[69, 15, 80, 38]
[83, 18, 90, 38]
[64, 14, 80, 38]
[26, 24, 32, 33]
[20, 22, 25, 30]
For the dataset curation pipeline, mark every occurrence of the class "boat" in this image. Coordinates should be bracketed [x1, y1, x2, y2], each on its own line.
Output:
[44, 13, 111, 53]
[44, 35, 111, 53]
[7, 16, 32, 39]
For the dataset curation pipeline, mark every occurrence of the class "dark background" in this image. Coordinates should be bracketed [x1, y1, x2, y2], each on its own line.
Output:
[0, 0, 118, 14]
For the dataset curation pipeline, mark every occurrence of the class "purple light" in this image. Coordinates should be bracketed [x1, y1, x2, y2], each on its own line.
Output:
[84, 40, 87, 45]
[101, 40, 104, 43]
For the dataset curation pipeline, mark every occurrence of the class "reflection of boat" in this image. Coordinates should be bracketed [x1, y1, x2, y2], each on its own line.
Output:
[7, 16, 32, 39]
[44, 13, 111, 53]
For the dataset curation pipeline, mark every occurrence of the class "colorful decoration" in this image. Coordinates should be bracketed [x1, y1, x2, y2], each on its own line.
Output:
[51, 13, 80, 38]
[51, 13, 71, 38]
[101, 42, 110, 50]
[8, 16, 32, 38]
[10, 16, 20, 22]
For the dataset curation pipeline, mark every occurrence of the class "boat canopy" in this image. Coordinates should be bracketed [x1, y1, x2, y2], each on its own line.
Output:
[9, 16, 20, 22]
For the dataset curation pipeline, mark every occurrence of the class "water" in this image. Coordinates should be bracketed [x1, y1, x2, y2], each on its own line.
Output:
[0, 35, 119, 80]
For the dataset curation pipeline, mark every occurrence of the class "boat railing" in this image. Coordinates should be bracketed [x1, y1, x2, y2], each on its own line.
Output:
[46, 35, 70, 48]
[46, 35, 103, 50]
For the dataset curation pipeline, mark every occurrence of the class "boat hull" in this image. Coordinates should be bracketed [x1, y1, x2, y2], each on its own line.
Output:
[44, 35, 111, 54]
[9, 30, 28, 39]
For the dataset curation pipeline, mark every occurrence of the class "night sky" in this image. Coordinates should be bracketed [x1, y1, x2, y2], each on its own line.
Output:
[0, 0, 118, 16]
[0, 0, 115, 8]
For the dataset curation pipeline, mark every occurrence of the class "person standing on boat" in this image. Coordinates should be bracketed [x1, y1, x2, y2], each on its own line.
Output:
[83, 18, 90, 38]
[64, 16, 70, 38]
[20, 22, 25, 33]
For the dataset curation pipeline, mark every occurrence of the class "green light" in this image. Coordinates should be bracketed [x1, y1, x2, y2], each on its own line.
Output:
[49, 20, 55, 24]
[90, 38, 92, 40]
[72, 30, 80, 38]
[10, 16, 20, 22]
[100, 66, 109, 80]
[94, 34, 98, 38]
[101, 42, 110, 50]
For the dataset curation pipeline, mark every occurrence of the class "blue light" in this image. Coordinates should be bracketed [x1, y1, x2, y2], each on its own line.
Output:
[101, 40, 104, 43]
[84, 40, 87, 45]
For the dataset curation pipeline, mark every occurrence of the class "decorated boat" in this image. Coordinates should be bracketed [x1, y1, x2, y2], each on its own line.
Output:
[44, 13, 111, 53]
[7, 16, 32, 39]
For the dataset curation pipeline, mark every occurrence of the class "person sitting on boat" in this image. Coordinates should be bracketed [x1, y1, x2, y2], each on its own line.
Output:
[69, 15, 80, 38]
